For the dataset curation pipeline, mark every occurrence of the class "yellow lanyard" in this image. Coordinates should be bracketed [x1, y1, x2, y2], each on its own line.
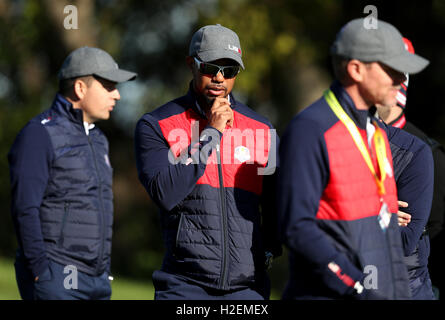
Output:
[324, 89, 387, 196]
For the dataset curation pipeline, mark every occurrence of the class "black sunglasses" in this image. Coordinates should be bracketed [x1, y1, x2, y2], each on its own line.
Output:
[194, 57, 240, 79]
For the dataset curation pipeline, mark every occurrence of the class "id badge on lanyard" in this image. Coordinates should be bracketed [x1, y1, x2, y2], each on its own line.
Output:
[324, 89, 391, 231]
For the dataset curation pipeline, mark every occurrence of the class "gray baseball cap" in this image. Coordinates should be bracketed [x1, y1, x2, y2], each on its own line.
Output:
[330, 18, 429, 74]
[189, 24, 244, 69]
[58, 46, 137, 82]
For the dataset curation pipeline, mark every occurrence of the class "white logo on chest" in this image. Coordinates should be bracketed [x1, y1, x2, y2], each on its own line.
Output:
[234, 146, 251, 163]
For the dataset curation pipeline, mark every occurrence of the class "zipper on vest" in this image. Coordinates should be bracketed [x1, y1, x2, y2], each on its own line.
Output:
[88, 135, 106, 275]
[173, 213, 184, 257]
[58, 202, 70, 247]
[216, 143, 229, 290]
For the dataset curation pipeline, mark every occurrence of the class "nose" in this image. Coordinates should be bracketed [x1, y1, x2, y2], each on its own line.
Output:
[212, 70, 225, 82]
[113, 88, 121, 100]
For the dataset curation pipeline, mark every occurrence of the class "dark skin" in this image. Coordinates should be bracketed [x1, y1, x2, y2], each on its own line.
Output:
[186, 56, 239, 133]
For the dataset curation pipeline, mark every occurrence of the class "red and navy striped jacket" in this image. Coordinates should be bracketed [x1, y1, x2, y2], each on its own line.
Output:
[135, 85, 281, 291]
[278, 81, 411, 299]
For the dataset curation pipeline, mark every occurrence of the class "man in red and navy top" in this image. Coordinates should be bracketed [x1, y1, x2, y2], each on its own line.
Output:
[278, 19, 429, 299]
[135, 24, 281, 299]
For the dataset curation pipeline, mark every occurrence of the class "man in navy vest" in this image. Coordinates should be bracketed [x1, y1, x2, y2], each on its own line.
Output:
[8, 47, 137, 300]
[376, 38, 436, 300]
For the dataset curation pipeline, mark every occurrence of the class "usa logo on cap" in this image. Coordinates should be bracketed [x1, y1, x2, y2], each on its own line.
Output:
[228, 44, 242, 55]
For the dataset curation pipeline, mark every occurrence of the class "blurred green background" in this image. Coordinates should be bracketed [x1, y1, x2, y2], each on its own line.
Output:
[1, 0, 444, 300]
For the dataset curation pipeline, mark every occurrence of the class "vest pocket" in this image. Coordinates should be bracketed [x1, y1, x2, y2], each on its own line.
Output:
[58, 202, 70, 248]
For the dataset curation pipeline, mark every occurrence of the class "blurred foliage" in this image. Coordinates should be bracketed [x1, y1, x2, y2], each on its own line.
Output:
[1, 0, 445, 298]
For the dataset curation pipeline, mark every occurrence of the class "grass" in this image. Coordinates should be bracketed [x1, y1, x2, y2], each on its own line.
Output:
[110, 276, 154, 300]
[0, 258, 20, 300]
[0, 257, 154, 300]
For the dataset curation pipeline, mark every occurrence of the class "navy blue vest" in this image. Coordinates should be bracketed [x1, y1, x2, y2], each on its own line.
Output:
[35, 94, 113, 276]
[390, 138, 430, 280]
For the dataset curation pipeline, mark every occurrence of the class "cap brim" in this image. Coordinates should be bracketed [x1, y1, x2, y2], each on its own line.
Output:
[94, 69, 137, 83]
[197, 50, 245, 69]
[381, 51, 430, 75]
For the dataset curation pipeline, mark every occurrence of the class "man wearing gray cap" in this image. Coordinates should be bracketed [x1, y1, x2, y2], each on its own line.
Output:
[278, 19, 429, 299]
[9, 46, 137, 300]
[135, 24, 281, 299]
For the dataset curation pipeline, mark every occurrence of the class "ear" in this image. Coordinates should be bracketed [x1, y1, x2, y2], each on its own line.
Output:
[346, 59, 366, 83]
[73, 78, 88, 100]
